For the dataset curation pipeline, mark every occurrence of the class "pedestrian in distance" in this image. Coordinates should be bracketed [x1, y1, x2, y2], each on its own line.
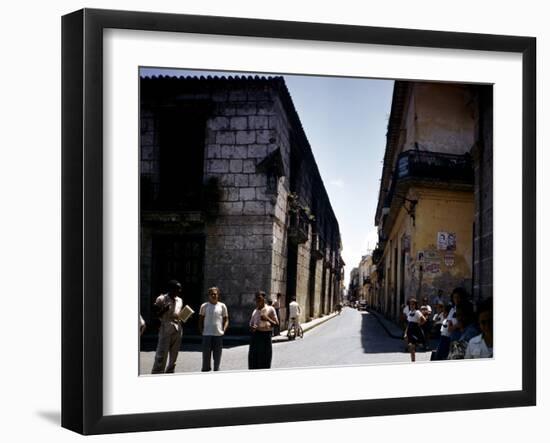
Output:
[151, 280, 185, 374]
[403, 298, 426, 362]
[199, 286, 229, 372]
[288, 296, 302, 334]
[273, 293, 282, 336]
[248, 291, 278, 370]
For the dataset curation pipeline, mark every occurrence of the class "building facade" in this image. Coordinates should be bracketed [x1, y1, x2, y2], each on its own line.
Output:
[140, 75, 343, 333]
[372, 81, 493, 321]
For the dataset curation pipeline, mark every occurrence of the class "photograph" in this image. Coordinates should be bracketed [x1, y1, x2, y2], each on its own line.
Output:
[138, 68, 494, 374]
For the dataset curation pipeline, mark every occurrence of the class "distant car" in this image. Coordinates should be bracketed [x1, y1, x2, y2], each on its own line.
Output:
[358, 301, 368, 311]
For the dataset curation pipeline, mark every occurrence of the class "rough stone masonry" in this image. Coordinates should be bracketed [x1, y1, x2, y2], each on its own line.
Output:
[140, 75, 344, 333]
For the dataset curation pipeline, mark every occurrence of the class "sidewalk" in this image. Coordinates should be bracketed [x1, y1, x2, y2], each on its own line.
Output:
[141, 312, 340, 350]
[272, 312, 340, 343]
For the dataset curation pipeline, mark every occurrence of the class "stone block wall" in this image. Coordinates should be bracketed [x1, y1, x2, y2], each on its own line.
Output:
[203, 83, 290, 329]
[313, 260, 324, 318]
[140, 76, 342, 331]
[140, 109, 160, 201]
[295, 227, 313, 323]
[472, 86, 493, 304]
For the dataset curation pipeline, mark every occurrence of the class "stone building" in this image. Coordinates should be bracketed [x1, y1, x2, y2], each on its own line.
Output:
[372, 81, 493, 321]
[140, 75, 343, 334]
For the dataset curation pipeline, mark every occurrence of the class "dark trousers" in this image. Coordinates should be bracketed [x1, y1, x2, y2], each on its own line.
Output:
[248, 330, 273, 369]
[202, 335, 223, 371]
[434, 336, 451, 360]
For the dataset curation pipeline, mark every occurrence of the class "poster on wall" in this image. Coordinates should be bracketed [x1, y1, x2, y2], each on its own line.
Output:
[437, 231, 457, 251]
[444, 253, 455, 267]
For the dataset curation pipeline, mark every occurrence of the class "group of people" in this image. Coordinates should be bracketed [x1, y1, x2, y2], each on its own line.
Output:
[143, 280, 303, 374]
[402, 288, 493, 362]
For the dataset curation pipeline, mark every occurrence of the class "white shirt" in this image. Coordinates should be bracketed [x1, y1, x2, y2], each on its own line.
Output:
[199, 302, 228, 336]
[465, 334, 493, 358]
[403, 305, 411, 316]
[407, 309, 423, 324]
[289, 301, 301, 319]
[433, 312, 444, 325]
[440, 317, 451, 337]
[154, 294, 183, 331]
[448, 306, 458, 328]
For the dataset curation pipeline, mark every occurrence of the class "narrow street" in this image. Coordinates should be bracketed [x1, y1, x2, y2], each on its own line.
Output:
[139, 307, 431, 375]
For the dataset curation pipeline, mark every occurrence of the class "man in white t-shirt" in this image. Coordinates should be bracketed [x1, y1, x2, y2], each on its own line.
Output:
[288, 297, 301, 332]
[199, 287, 229, 371]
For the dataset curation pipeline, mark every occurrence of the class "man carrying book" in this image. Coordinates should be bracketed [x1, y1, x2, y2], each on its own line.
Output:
[151, 280, 185, 374]
[199, 287, 229, 371]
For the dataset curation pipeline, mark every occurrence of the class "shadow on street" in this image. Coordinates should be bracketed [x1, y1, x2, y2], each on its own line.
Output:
[360, 311, 406, 354]
[140, 335, 250, 352]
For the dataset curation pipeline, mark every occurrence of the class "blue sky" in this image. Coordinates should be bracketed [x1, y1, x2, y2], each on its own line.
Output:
[141, 68, 394, 284]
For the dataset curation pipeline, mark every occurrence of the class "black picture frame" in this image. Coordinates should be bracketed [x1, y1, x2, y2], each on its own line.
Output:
[62, 8, 536, 435]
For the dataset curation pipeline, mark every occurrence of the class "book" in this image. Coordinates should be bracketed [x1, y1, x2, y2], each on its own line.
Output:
[178, 304, 195, 323]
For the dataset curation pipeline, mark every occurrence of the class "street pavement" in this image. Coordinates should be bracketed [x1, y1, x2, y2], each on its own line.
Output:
[139, 307, 432, 374]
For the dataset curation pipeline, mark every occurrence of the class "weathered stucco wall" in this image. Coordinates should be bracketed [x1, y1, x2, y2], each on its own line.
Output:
[403, 83, 476, 155]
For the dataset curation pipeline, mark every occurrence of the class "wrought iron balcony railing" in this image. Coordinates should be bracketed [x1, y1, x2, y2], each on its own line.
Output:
[396, 150, 473, 183]
[382, 150, 473, 213]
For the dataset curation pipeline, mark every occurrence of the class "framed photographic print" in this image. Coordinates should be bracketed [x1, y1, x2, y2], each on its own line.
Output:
[62, 8, 536, 435]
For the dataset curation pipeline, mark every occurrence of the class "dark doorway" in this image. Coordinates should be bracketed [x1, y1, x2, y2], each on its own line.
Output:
[393, 246, 398, 318]
[320, 265, 327, 315]
[151, 235, 205, 333]
[157, 107, 206, 210]
[307, 253, 317, 319]
[285, 240, 298, 323]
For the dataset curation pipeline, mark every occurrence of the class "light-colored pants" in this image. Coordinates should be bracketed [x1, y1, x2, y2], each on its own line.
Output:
[152, 324, 183, 374]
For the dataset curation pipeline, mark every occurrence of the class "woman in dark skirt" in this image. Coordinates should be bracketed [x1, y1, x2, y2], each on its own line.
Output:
[248, 291, 279, 369]
[404, 298, 426, 362]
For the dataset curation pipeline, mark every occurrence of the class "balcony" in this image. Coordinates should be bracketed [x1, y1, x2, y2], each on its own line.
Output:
[382, 150, 473, 213]
[396, 150, 473, 183]
[311, 232, 325, 260]
[288, 209, 309, 244]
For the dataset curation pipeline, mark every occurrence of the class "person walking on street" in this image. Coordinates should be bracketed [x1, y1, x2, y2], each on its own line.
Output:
[151, 280, 185, 374]
[288, 296, 302, 333]
[248, 291, 278, 370]
[199, 287, 229, 372]
[404, 298, 426, 362]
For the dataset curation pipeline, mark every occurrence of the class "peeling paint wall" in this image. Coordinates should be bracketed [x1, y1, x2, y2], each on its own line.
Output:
[403, 83, 477, 155]
[382, 188, 474, 319]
